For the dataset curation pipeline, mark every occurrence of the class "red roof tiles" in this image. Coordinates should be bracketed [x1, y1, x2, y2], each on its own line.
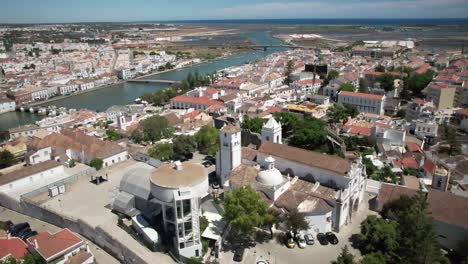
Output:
[0, 237, 28, 260]
[27, 229, 83, 261]
[339, 91, 384, 100]
[170, 95, 223, 106]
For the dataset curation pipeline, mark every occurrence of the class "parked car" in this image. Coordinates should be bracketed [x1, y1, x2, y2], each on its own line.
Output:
[326, 232, 339, 245]
[317, 233, 329, 245]
[211, 182, 220, 189]
[16, 228, 31, 239]
[285, 232, 296, 248]
[22, 230, 38, 241]
[202, 161, 213, 168]
[304, 233, 315, 245]
[233, 247, 245, 262]
[10, 223, 30, 236]
[296, 235, 307, 249]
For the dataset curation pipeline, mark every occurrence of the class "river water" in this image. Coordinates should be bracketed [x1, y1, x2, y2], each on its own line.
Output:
[0, 31, 284, 132]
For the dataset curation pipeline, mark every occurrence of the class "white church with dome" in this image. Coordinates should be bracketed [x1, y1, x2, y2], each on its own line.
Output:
[217, 117, 367, 233]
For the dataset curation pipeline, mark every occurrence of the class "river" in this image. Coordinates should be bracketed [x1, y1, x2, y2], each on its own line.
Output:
[0, 31, 284, 132]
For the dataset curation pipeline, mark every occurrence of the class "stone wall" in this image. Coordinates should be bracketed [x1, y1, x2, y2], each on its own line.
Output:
[0, 193, 146, 264]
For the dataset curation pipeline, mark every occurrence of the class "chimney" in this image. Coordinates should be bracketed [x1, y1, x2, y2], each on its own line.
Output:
[34, 239, 39, 249]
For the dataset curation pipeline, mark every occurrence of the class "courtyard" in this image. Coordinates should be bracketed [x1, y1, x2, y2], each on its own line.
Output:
[218, 196, 376, 264]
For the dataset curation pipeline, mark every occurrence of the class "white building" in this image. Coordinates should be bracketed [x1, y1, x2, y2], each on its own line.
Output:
[338, 91, 385, 115]
[224, 122, 367, 233]
[113, 161, 208, 259]
[0, 98, 16, 113]
[0, 160, 64, 198]
[216, 124, 242, 186]
[261, 117, 282, 144]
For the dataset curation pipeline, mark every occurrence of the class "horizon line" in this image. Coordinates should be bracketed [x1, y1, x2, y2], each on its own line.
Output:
[1, 17, 468, 25]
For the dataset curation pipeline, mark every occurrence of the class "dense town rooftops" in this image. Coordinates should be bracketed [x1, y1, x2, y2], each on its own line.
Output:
[258, 142, 351, 176]
[170, 95, 223, 106]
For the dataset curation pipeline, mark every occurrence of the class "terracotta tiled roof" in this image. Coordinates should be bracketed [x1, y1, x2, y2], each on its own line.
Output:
[258, 142, 351, 176]
[406, 142, 423, 153]
[170, 95, 223, 106]
[30, 129, 126, 160]
[241, 147, 257, 161]
[27, 229, 83, 261]
[422, 160, 436, 174]
[0, 237, 28, 260]
[339, 91, 384, 100]
[400, 157, 418, 169]
[221, 124, 241, 133]
[377, 184, 468, 229]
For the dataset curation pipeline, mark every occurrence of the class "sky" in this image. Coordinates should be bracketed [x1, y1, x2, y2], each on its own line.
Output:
[1, 0, 468, 23]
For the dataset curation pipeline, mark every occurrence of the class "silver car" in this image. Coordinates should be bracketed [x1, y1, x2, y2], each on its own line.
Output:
[304, 233, 315, 245]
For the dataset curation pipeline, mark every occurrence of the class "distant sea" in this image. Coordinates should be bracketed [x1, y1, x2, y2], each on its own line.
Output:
[163, 18, 468, 26]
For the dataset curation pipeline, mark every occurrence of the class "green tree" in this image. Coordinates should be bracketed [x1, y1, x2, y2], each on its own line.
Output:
[359, 78, 369, 93]
[148, 143, 174, 161]
[324, 69, 339, 86]
[333, 246, 357, 264]
[283, 60, 294, 85]
[377, 73, 395, 92]
[273, 112, 300, 138]
[241, 115, 264, 133]
[362, 156, 377, 176]
[0, 150, 15, 169]
[133, 115, 173, 143]
[223, 186, 271, 237]
[90, 158, 104, 170]
[455, 236, 468, 264]
[194, 126, 219, 156]
[284, 209, 309, 237]
[106, 129, 120, 141]
[375, 65, 385, 72]
[382, 193, 448, 264]
[372, 166, 398, 184]
[289, 117, 329, 153]
[361, 253, 387, 264]
[149, 51, 156, 55]
[339, 83, 356, 92]
[172, 135, 197, 160]
[327, 105, 357, 124]
[407, 70, 434, 96]
[356, 215, 399, 257]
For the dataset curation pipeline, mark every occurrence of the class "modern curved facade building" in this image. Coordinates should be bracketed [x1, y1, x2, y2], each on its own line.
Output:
[113, 161, 208, 259]
[150, 161, 208, 258]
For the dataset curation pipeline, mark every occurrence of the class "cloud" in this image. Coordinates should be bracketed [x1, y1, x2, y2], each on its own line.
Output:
[210, 0, 468, 19]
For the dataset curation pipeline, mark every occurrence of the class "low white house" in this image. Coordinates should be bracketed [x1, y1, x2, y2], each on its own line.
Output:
[0, 160, 64, 198]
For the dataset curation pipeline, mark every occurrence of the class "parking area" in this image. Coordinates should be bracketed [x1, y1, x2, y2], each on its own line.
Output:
[219, 199, 376, 264]
[31, 159, 174, 263]
[0, 206, 119, 264]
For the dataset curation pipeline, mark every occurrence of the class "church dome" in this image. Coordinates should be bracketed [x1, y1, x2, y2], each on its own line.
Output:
[256, 156, 284, 186]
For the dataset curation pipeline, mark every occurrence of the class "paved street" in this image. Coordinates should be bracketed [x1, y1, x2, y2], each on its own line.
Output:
[0, 207, 120, 264]
[219, 198, 376, 264]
